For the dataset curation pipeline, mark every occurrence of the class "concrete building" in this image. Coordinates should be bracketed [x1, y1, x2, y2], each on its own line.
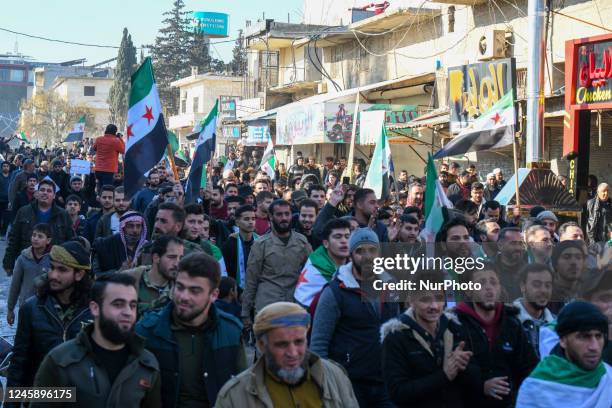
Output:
[50, 75, 114, 135]
[168, 71, 247, 151]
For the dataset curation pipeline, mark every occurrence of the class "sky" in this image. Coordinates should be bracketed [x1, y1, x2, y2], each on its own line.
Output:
[0, 0, 304, 66]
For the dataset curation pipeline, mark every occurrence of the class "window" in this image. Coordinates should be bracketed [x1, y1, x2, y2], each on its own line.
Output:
[193, 97, 199, 113]
[84, 86, 95, 96]
[181, 99, 187, 114]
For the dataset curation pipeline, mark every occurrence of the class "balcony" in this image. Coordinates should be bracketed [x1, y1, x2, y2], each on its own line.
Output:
[168, 112, 205, 130]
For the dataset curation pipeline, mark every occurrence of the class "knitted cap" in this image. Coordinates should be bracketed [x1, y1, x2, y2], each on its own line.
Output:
[556, 301, 608, 338]
[349, 228, 379, 254]
[536, 210, 558, 223]
[551, 240, 585, 269]
[253, 302, 311, 339]
[50, 241, 91, 270]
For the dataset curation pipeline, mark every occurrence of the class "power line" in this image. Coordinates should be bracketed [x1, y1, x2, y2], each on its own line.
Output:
[0, 26, 240, 49]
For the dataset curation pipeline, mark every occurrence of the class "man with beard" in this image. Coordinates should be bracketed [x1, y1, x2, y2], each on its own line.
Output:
[494, 227, 528, 301]
[311, 228, 399, 407]
[295, 219, 350, 308]
[436, 219, 474, 304]
[254, 191, 274, 236]
[6, 241, 93, 397]
[387, 214, 425, 257]
[517, 301, 612, 408]
[122, 235, 184, 316]
[84, 184, 115, 243]
[95, 186, 130, 239]
[484, 173, 500, 201]
[132, 170, 161, 214]
[447, 171, 471, 205]
[454, 263, 538, 407]
[209, 185, 229, 221]
[92, 211, 148, 275]
[138, 202, 203, 266]
[455, 199, 479, 232]
[242, 200, 312, 330]
[49, 159, 70, 203]
[31, 273, 161, 408]
[137, 252, 247, 408]
[475, 218, 500, 258]
[294, 198, 321, 249]
[512, 263, 556, 356]
[216, 301, 358, 407]
[381, 272, 477, 407]
[222, 205, 258, 289]
[525, 225, 554, 265]
[406, 182, 424, 210]
[550, 240, 587, 313]
[307, 184, 326, 210]
[4, 179, 74, 276]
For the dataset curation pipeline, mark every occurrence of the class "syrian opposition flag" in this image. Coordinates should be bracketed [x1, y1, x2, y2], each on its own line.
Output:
[363, 121, 392, 199]
[124, 57, 168, 198]
[185, 100, 217, 203]
[294, 246, 338, 307]
[420, 153, 453, 243]
[64, 115, 86, 142]
[517, 355, 612, 408]
[434, 91, 516, 159]
[259, 137, 276, 180]
[17, 131, 30, 144]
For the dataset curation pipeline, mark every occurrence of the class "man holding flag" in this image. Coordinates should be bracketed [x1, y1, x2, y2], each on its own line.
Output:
[123, 57, 169, 199]
[185, 100, 218, 203]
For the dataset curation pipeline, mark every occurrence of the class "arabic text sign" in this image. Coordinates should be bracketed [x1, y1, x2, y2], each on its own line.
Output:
[246, 120, 270, 146]
[448, 58, 516, 134]
[573, 40, 612, 105]
[70, 159, 91, 175]
[276, 102, 325, 145]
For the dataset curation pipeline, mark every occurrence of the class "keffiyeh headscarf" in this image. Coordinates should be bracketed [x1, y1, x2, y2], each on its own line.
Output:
[119, 211, 148, 267]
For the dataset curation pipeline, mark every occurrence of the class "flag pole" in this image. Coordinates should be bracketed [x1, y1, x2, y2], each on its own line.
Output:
[166, 143, 179, 181]
[344, 91, 360, 183]
[513, 131, 521, 211]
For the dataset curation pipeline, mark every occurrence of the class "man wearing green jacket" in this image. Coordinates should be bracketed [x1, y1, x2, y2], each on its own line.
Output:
[32, 273, 162, 408]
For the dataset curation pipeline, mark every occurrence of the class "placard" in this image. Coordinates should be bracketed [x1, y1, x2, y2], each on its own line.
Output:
[70, 159, 91, 175]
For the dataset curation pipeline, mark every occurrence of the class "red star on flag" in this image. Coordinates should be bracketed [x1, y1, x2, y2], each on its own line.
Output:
[297, 269, 309, 284]
[142, 106, 154, 125]
[491, 112, 502, 125]
[126, 124, 134, 140]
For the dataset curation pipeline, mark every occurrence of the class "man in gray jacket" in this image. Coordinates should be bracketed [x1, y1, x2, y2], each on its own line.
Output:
[241, 199, 312, 330]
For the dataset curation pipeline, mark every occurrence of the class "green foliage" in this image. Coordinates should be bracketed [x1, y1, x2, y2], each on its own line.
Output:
[109, 27, 137, 130]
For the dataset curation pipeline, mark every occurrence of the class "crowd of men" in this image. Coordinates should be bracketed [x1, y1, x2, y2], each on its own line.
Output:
[0, 124, 611, 407]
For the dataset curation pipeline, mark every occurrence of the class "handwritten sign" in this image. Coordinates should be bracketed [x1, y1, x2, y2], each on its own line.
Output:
[448, 58, 516, 134]
[70, 159, 91, 175]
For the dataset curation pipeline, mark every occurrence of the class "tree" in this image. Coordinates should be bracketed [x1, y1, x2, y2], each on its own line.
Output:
[150, 0, 191, 116]
[108, 28, 137, 130]
[229, 30, 246, 75]
[20, 91, 92, 145]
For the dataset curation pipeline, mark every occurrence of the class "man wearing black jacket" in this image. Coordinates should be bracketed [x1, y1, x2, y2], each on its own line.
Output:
[454, 263, 538, 407]
[221, 205, 256, 289]
[381, 272, 477, 408]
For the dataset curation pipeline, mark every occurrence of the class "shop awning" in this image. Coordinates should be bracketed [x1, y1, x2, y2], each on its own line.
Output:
[390, 107, 450, 129]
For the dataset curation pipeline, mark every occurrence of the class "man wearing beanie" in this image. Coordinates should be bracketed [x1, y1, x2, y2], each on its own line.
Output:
[536, 210, 559, 242]
[517, 301, 612, 407]
[5, 241, 93, 401]
[550, 240, 587, 314]
[311, 228, 399, 407]
[216, 301, 358, 407]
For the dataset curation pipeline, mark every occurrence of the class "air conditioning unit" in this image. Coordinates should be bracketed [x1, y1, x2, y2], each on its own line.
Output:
[477, 29, 506, 61]
[317, 82, 328, 94]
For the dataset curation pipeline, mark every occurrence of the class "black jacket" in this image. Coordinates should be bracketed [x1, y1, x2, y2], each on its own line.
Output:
[6, 294, 92, 390]
[454, 303, 538, 408]
[381, 310, 479, 408]
[313, 202, 388, 242]
[586, 197, 612, 243]
[3, 201, 74, 271]
[92, 233, 127, 275]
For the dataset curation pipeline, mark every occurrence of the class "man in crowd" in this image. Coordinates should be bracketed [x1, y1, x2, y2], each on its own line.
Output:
[222, 205, 257, 288]
[6, 241, 93, 395]
[513, 263, 556, 356]
[475, 218, 500, 258]
[95, 186, 130, 239]
[288, 156, 307, 181]
[10, 173, 37, 218]
[493, 168, 506, 189]
[447, 171, 471, 205]
[216, 301, 358, 407]
[85, 185, 115, 242]
[137, 252, 247, 408]
[586, 182, 611, 244]
[559, 221, 585, 241]
[550, 240, 587, 312]
[32, 273, 162, 408]
[132, 170, 160, 214]
[455, 263, 538, 406]
[396, 170, 409, 192]
[123, 235, 184, 316]
[406, 182, 424, 210]
[381, 271, 477, 407]
[307, 184, 326, 210]
[92, 211, 148, 275]
[49, 159, 69, 201]
[209, 185, 229, 221]
[495, 227, 527, 300]
[65, 175, 95, 215]
[536, 210, 559, 242]
[8, 158, 35, 207]
[484, 173, 500, 201]
[517, 301, 612, 407]
[525, 224, 553, 264]
[242, 199, 312, 330]
[295, 198, 321, 249]
[295, 218, 350, 308]
[4, 179, 74, 276]
[254, 191, 274, 236]
[311, 228, 398, 407]
[92, 124, 125, 189]
[470, 182, 485, 213]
